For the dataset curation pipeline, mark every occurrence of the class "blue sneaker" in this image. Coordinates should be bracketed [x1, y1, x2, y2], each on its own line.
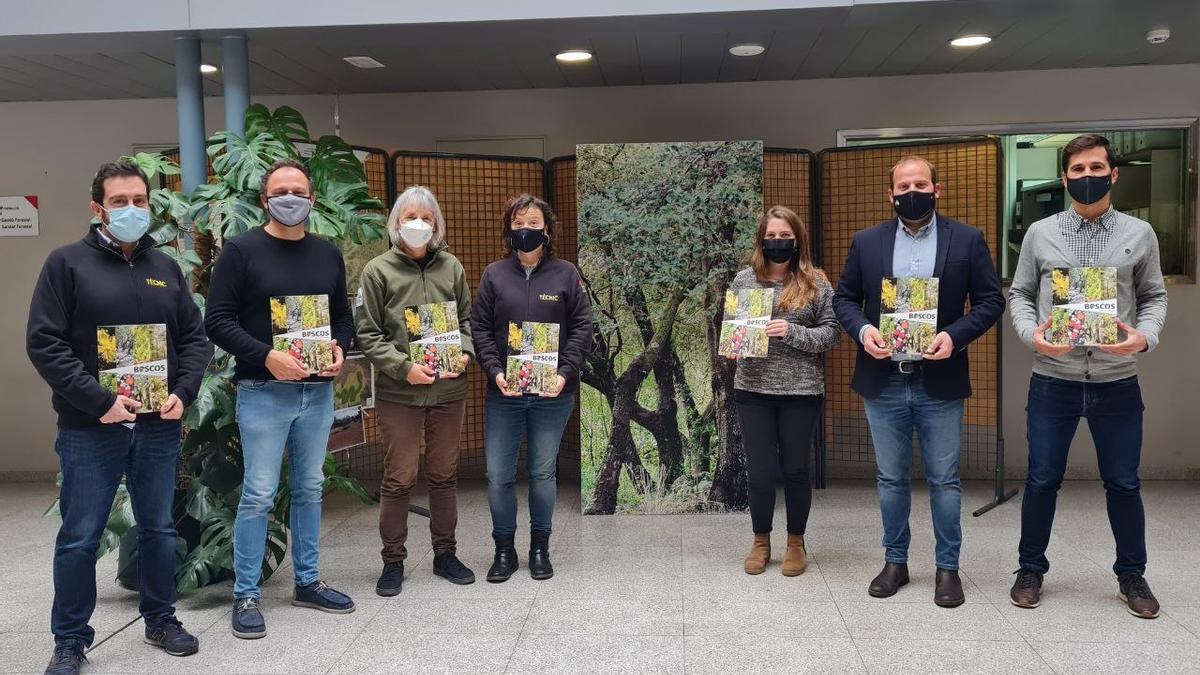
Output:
[293, 580, 355, 614]
[144, 615, 199, 656]
[231, 597, 266, 640]
[44, 641, 88, 675]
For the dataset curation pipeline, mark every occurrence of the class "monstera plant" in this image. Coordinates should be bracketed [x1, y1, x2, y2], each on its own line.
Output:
[47, 105, 384, 593]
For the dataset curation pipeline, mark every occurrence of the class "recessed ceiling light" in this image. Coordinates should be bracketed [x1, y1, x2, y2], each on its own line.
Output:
[199, 64, 218, 74]
[950, 35, 992, 48]
[556, 50, 593, 63]
[729, 44, 766, 57]
[343, 56, 386, 69]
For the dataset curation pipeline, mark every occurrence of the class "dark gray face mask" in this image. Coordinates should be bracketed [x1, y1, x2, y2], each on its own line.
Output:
[267, 194, 312, 227]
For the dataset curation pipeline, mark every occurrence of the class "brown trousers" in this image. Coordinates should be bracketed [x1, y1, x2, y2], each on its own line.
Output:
[376, 398, 466, 563]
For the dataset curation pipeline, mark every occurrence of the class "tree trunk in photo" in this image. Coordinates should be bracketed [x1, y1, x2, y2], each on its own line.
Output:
[585, 378, 652, 515]
[705, 280, 747, 510]
[585, 291, 685, 515]
[670, 346, 710, 478]
[627, 287, 685, 487]
[707, 368, 746, 509]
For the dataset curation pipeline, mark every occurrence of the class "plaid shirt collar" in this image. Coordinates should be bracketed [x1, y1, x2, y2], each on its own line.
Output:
[1063, 205, 1117, 233]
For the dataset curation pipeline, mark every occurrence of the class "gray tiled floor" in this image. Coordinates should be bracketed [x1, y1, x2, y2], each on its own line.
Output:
[2, 479, 1198, 674]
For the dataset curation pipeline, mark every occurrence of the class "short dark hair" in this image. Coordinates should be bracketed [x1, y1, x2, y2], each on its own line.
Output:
[260, 158, 312, 197]
[889, 156, 938, 188]
[501, 194, 556, 256]
[1061, 134, 1117, 173]
[91, 160, 150, 205]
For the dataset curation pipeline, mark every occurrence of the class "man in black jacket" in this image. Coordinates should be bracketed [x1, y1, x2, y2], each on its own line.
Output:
[833, 156, 1004, 608]
[204, 159, 355, 640]
[26, 161, 213, 673]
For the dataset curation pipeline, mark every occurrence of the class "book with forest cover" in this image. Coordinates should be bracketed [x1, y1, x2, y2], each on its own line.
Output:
[505, 321, 560, 394]
[404, 300, 465, 375]
[1049, 266, 1119, 346]
[270, 294, 333, 375]
[96, 323, 169, 413]
[718, 288, 774, 358]
[880, 276, 939, 356]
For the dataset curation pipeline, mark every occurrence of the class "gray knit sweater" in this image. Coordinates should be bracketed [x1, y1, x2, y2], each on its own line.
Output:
[730, 268, 841, 396]
[1008, 209, 1168, 383]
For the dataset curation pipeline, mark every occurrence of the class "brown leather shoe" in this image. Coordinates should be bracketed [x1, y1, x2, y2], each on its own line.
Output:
[934, 568, 965, 608]
[868, 562, 909, 598]
[1119, 574, 1160, 619]
[743, 533, 770, 575]
[1009, 569, 1043, 609]
[781, 534, 807, 577]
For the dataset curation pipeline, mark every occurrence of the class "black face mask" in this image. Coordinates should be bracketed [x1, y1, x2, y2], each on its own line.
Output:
[893, 190, 936, 222]
[510, 228, 547, 253]
[762, 239, 796, 264]
[1066, 174, 1112, 206]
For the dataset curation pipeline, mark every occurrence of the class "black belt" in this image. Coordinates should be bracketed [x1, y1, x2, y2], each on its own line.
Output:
[892, 360, 923, 374]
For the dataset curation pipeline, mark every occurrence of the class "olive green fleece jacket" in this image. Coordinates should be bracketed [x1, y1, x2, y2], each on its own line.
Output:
[354, 244, 474, 407]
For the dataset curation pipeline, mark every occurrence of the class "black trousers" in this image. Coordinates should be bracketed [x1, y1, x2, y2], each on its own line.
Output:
[735, 390, 823, 535]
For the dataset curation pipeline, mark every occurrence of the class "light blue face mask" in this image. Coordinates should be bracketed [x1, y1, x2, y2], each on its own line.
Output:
[103, 205, 151, 243]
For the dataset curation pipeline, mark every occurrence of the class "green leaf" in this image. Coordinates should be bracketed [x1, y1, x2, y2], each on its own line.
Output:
[151, 187, 190, 223]
[159, 246, 203, 278]
[175, 509, 236, 594]
[259, 513, 289, 583]
[189, 190, 263, 240]
[244, 104, 309, 148]
[307, 135, 366, 192]
[311, 181, 385, 244]
[207, 130, 291, 193]
[121, 152, 181, 180]
[324, 452, 376, 505]
[184, 482, 224, 523]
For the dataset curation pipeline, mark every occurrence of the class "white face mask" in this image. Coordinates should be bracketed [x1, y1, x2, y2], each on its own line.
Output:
[397, 218, 433, 249]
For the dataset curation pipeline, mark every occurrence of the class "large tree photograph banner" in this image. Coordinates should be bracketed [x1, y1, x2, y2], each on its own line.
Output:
[577, 141, 764, 515]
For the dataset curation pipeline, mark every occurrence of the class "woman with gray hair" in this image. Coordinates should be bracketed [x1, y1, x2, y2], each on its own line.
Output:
[355, 185, 476, 594]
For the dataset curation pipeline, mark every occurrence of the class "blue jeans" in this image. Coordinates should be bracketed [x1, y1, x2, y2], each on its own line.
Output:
[233, 380, 333, 599]
[863, 371, 964, 570]
[485, 390, 576, 539]
[1019, 374, 1146, 576]
[52, 420, 181, 646]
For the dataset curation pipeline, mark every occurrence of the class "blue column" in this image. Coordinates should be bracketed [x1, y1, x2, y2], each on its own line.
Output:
[222, 35, 250, 138]
[174, 36, 205, 251]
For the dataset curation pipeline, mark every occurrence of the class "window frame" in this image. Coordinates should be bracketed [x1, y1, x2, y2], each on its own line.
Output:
[837, 118, 1198, 284]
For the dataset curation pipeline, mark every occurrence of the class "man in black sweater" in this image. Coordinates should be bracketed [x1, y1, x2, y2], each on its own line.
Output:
[204, 159, 355, 640]
[27, 161, 213, 674]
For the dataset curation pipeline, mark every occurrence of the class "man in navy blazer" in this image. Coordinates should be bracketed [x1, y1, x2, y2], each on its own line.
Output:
[833, 156, 1004, 608]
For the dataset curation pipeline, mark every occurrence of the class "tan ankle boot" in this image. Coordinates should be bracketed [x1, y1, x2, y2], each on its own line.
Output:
[782, 534, 807, 576]
[744, 533, 771, 575]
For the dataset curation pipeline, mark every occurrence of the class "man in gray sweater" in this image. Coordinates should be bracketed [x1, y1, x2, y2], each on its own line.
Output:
[1008, 134, 1168, 619]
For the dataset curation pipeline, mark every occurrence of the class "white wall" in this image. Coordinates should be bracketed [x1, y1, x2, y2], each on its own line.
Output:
[1, 62, 1197, 477]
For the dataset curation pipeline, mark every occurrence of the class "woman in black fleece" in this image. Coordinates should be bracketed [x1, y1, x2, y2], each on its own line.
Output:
[471, 195, 593, 583]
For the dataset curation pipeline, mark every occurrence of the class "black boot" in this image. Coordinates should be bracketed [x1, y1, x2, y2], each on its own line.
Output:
[487, 536, 519, 583]
[868, 562, 910, 598]
[934, 568, 965, 608]
[529, 530, 554, 580]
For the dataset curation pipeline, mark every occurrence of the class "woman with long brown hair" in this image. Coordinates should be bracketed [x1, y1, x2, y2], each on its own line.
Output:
[727, 205, 840, 576]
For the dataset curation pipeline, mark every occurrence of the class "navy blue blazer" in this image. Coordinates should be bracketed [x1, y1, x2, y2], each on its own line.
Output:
[832, 214, 1005, 401]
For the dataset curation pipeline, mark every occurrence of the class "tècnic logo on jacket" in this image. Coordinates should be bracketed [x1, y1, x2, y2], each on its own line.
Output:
[539, 293, 560, 302]
[145, 278, 168, 288]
